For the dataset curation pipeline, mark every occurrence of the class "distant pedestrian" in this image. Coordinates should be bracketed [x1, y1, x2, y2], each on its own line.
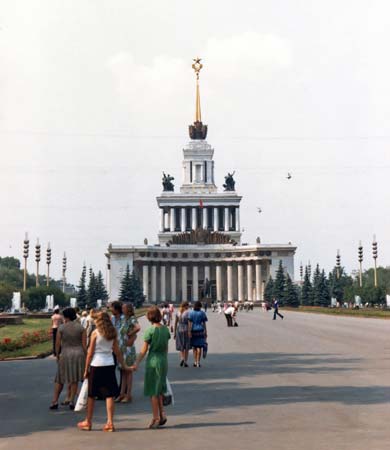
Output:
[50, 307, 86, 410]
[77, 312, 131, 432]
[51, 308, 63, 356]
[174, 301, 190, 367]
[272, 298, 284, 320]
[224, 304, 235, 327]
[131, 307, 170, 429]
[188, 301, 208, 367]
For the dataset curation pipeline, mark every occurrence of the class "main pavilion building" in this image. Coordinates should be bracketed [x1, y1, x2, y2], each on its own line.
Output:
[106, 59, 296, 303]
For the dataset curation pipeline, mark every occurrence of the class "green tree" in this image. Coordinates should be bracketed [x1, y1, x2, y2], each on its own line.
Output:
[264, 276, 274, 303]
[87, 271, 98, 308]
[284, 274, 300, 307]
[119, 265, 145, 307]
[328, 267, 353, 303]
[312, 264, 322, 306]
[95, 271, 108, 303]
[77, 265, 88, 309]
[273, 261, 286, 305]
[301, 266, 313, 306]
[25, 286, 67, 311]
[0, 283, 13, 311]
[317, 270, 331, 307]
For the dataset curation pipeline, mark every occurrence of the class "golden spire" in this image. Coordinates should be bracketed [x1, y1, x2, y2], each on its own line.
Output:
[192, 57, 203, 122]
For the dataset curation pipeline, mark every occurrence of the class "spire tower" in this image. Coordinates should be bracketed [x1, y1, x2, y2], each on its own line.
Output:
[189, 58, 208, 140]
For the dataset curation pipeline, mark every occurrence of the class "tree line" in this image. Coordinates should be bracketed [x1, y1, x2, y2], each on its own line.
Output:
[264, 261, 389, 307]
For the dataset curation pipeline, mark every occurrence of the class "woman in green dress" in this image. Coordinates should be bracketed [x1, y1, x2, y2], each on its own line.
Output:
[116, 303, 141, 403]
[132, 306, 170, 429]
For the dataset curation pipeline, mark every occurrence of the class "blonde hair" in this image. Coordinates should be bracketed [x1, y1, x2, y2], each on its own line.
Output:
[95, 312, 117, 341]
[179, 301, 189, 313]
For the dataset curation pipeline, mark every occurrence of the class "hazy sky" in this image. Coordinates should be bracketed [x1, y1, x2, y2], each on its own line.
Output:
[1, 1, 390, 284]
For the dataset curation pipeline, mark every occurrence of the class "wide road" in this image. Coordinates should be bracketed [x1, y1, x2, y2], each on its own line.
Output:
[0, 310, 389, 450]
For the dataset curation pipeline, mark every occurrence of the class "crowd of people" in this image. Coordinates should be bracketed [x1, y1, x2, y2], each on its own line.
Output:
[48, 297, 284, 431]
[48, 300, 210, 432]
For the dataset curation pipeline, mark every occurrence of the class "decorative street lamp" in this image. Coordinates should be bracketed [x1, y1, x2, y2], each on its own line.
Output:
[46, 242, 51, 287]
[307, 261, 312, 280]
[62, 252, 67, 293]
[336, 249, 341, 279]
[23, 233, 29, 291]
[358, 241, 363, 288]
[35, 239, 41, 287]
[372, 235, 378, 288]
[300, 262, 303, 282]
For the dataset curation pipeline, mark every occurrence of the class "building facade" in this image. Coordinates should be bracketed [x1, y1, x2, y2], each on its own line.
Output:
[107, 59, 296, 303]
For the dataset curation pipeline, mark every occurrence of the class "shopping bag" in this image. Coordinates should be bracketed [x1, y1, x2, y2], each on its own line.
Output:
[74, 379, 88, 412]
[162, 377, 174, 406]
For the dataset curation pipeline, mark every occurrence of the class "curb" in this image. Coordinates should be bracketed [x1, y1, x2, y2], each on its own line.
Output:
[0, 350, 52, 362]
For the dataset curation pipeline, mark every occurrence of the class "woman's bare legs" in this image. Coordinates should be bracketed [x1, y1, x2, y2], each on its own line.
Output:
[85, 397, 95, 424]
[51, 382, 63, 404]
[151, 396, 160, 420]
[125, 372, 133, 399]
[106, 397, 115, 424]
[158, 395, 166, 420]
[69, 382, 78, 403]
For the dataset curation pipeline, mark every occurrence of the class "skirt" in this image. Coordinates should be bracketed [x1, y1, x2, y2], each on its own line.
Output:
[88, 365, 119, 399]
[175, 330, 190, 351]
[55, 348, 85, 384]
[191, 330, 206, 349]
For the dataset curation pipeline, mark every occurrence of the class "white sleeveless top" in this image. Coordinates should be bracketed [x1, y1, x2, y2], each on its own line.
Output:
[91, 331, 114, 367]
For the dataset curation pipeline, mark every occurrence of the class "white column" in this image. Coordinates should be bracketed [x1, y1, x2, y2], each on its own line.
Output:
[236, 207, 240, 232]
[202, 207, 208, 230]
[151, 265, 157, 304]
[216, 265, 222, 301]
[142, 265, 149, 301]
[170, 207, 175, 232]
[193, 265, 199, 301]
[227, 263, 233, 302]
[204, 265, 211, 281]
[247, 263, 253, 301]
[181, 266, 187, 301]
[192, 207, 197, 230]
[238, 263, 244, 301]
[160, 209, 164, 232]
[170, 265, 177, 302]
[213, 207, 219, 231]
[255, 262, 261, 301]
[224, 207, 229, 231]
[160, 265, 166, 302]
[181, 208, 186, 232]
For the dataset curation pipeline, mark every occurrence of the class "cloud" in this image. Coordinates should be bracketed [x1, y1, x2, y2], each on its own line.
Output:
[106, 32, 293, 131]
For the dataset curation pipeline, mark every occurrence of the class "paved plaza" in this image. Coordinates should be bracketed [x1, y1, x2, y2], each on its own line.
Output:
[0, 310, 389, 450]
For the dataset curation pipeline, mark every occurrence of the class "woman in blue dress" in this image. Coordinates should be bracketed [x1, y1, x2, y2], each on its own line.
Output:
[188, 301, 208, 368]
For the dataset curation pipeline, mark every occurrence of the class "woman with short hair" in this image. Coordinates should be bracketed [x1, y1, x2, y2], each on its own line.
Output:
[50, 307, 86, 410]
[131, 306, 170, 429]
[174, 301, 190, 367]
[188, 301, 208, 368]
[77, 312, 131, 432]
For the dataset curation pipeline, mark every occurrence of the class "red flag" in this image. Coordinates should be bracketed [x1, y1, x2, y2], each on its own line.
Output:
[199, 199, 204, 209]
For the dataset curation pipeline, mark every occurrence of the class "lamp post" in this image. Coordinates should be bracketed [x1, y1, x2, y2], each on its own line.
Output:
[307, 261, 312, 280]
[336, 249, 341, 279]
[358, 241, 363, 288]
[62, 252, 67, 293]
[35, 239, 41, 287]
[23, 233, 29, 291]
[46, 243, 51, 287]
[300, 262, 303, 282]
[372, 235, 378, 288]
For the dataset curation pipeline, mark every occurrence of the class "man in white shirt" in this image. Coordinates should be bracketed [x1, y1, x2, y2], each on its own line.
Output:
[224, 304, 235, 327]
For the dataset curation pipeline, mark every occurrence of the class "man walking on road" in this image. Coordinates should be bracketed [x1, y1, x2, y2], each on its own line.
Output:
[272, 298, 284, 320]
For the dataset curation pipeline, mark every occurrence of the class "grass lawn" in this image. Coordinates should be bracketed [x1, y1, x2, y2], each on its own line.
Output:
[0, 308, 148, 360]
[0, 318, 51, 340]
[284, 306, 390, 319]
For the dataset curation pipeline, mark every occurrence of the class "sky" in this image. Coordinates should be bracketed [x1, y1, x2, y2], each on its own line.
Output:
[1, 0, 390, 284]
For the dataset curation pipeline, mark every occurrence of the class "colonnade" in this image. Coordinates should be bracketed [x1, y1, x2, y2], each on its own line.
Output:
[141, 261, 267, 304]
[159, 206, 240, 233]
